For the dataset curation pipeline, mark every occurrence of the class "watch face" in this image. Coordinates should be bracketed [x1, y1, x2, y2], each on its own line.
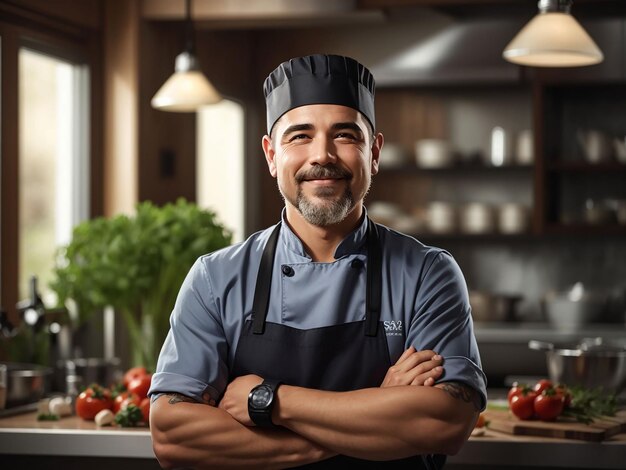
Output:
[251, 385, 272, 409]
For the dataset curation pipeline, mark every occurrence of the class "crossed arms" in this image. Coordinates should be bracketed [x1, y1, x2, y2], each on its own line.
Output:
[150, 347, 482, 469]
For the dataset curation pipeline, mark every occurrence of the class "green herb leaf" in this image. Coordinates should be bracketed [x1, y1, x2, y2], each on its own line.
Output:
[114, 404, 143, 427]
[37, 413, 60, 421]
[561, 386, 617, 424]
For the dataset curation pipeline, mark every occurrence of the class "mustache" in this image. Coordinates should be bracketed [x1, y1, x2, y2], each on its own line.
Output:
[295, 165, 353, 183]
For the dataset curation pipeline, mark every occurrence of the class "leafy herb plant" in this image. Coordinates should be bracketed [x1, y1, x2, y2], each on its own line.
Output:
[51, 199, 232, 370]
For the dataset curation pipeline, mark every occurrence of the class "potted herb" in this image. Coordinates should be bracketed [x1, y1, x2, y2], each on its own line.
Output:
[51, 199, 232, 371]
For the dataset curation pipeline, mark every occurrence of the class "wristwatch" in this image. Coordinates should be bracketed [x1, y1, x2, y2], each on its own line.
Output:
[248, 379, 282, 427]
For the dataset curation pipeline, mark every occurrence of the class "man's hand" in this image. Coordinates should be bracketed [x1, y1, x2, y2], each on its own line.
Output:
[380, 346, 443, 387]
[218, 374, 263, 426]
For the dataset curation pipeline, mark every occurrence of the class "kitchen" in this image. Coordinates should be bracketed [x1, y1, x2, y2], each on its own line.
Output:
[1, 0, 626, 468]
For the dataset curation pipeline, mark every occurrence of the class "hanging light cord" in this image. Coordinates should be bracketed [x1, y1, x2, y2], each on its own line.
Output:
[185, 0, 195, 55]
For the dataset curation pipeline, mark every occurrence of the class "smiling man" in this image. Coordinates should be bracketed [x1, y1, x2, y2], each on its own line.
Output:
[149, 54, 487, 469]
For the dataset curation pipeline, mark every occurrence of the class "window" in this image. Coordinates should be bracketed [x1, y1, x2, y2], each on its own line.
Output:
[197, 99, 245, 243]
[0, 11, 98, 316]
[18, 48, 90, 303]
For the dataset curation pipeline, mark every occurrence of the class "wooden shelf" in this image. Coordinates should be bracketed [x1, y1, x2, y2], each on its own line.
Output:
[543, 223, 626, 236]
[379, 164, 534, 174]
[411, 232, 537, 243]
[546, 161, 626, 172]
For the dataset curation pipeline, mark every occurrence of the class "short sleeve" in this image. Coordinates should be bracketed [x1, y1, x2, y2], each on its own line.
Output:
[407, 251, 488, 410]
[148, 257, 228, 404]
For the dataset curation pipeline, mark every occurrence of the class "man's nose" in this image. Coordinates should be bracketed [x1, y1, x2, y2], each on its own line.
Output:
[310, 136, 337, 165]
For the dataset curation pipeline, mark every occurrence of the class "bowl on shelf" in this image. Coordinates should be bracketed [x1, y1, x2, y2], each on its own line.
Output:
[426, 201, 456, 234]
[497, 203, 529, 234]
[379, 142, 409, 169]
[459, 202, 495, 234]
[415, 139, 454, 168]
[543, 283, 608, 332]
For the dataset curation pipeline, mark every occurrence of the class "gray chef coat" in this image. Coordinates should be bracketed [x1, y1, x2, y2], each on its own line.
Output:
[149, 210, 488, 408]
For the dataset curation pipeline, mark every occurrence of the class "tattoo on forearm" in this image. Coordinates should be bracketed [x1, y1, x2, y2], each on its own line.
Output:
[166, 393, 198, 405]
[439, 383, 482, 411]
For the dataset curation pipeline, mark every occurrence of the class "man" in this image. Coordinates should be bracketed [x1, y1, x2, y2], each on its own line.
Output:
[149, 54, 487, 469]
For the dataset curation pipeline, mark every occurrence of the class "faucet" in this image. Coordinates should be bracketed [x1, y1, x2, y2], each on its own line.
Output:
[0, 309, 17, 340]
[16, 276, 46, 333]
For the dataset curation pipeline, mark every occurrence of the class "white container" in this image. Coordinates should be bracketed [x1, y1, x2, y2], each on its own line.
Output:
[379, 142, 408, 169]
[577, 129, 613, 164]
[489, 127, 513, 167]
[614, 137, 626, 164]
[459, 203, 495, 234]
[516, 129, 534, 165]
[544, 284, 607, 332]
[426, 202, 456, 234]
[415, 139, 453, 168]
[498, 203, 529, 234]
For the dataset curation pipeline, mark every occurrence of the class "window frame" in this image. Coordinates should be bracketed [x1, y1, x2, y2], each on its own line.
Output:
[0, 11, 102, 323]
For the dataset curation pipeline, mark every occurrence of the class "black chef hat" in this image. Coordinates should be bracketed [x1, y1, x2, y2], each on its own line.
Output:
[263, 54, 376, 135]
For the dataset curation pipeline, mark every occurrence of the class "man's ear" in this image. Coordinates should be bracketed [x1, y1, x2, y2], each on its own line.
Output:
[262, 135, 278, 178]
[370, 132, 384, 176]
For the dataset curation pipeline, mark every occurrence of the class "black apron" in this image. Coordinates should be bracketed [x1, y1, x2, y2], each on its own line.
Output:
[231, 219, 445, 469]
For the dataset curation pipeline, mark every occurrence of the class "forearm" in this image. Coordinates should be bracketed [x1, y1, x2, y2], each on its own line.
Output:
[273, 384, 478, 460]
[150, 394, 334, 469]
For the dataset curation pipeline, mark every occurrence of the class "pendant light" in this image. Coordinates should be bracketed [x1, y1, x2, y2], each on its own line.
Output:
[503, 0, 603, 67]
[151, 0, 222, 111]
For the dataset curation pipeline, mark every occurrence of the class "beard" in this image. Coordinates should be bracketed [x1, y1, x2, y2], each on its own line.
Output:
[279, 165, 358, 227]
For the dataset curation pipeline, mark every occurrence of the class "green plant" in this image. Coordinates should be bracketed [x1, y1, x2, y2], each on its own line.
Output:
[51, 198, 232, 371]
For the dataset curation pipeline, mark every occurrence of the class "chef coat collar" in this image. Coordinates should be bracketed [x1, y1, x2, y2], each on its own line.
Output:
[279, 208, 369, 260]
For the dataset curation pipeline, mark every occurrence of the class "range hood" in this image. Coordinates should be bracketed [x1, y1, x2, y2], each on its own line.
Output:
[142, 0, 385, 29]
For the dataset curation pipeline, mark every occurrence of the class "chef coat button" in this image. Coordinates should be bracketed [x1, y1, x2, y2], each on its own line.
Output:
[281, 265, 295, 277]
[351, 259, 364, 269]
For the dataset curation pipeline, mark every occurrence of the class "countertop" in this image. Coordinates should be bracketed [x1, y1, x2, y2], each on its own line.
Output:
[0, 411, 153, 459]
[1, 409, 626, 468]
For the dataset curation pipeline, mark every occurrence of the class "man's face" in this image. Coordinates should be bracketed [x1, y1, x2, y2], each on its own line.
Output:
[263, 104, 381, 227]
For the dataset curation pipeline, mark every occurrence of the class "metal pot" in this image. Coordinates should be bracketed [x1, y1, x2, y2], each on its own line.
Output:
[529, 339, 626, 395]
[470, 291, 522, 322]
[0, 362, 53, 408]
[59, 357, 121, 389]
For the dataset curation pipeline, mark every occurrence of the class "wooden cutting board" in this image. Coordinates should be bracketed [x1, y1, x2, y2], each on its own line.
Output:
[486, 408, 626, 442]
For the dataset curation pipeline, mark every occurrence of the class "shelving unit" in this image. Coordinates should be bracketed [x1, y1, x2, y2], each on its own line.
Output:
[534, 79, 626, 233]
[371, 76, 626, 239]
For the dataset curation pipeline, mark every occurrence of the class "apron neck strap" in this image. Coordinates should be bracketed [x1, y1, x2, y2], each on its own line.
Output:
[252, 223, 282, 334]
[365, 218, 382, 337]
[251, 218, 383, 337]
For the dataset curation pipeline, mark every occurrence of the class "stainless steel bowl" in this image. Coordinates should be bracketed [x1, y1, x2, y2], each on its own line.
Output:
[529, 339, 626, 395]
[1, 362, 53, 408]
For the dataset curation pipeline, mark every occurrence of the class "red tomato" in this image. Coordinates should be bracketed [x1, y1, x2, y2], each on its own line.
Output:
[555, 384, 572, 408]
[507, 383, 530, 404]
[533, 379, 553, 395]
[113, 391, 141, 413]
[128, 374, 152, 400]
[534, 390, 564, 421]
[140, 397, 150, 423]
[123, 366, 148, 388]
[75, 385, 113, 420]
[510, 391, 537, 420]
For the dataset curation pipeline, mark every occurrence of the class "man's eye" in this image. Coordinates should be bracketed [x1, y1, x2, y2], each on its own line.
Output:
[289, 134, 309, 141]
[336, 132, 357, 140]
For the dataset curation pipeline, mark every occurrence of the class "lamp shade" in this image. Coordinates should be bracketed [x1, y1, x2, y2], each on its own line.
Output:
[503, 12, 603, 67]
[151, 51, 222, 112]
